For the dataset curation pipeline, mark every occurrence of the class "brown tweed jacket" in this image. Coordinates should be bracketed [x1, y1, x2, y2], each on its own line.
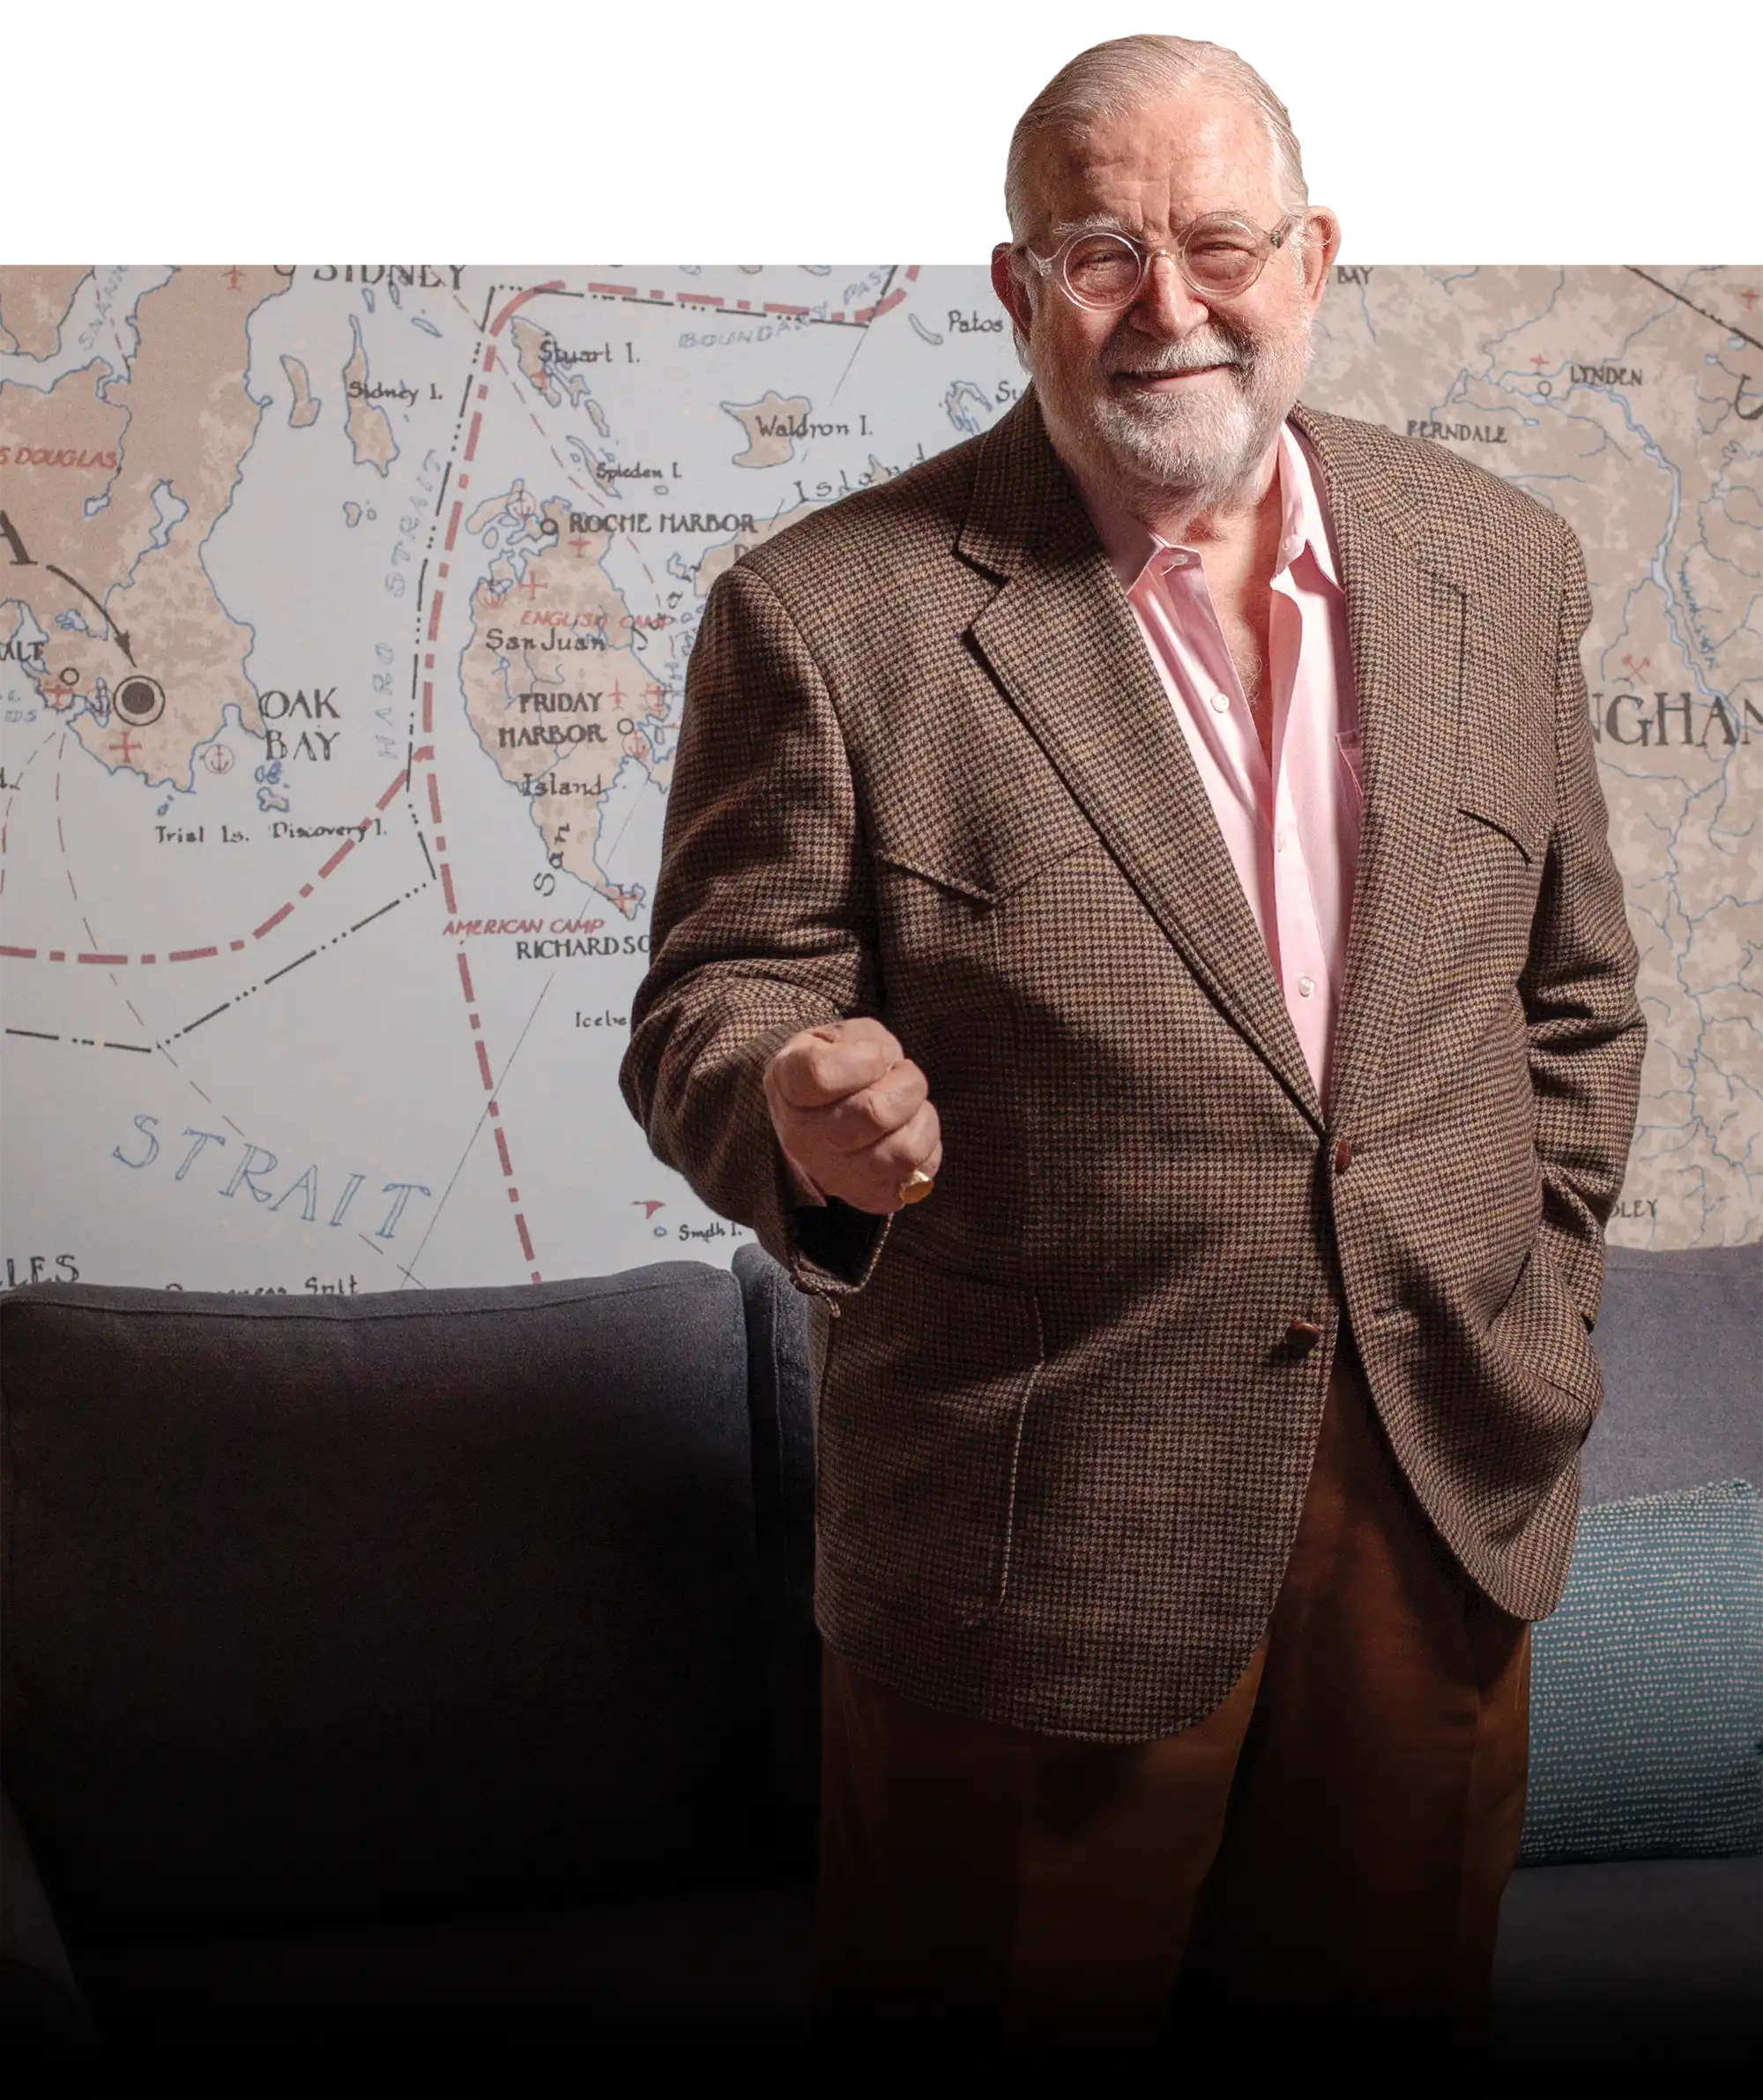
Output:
[621, 387, 1645, 1742]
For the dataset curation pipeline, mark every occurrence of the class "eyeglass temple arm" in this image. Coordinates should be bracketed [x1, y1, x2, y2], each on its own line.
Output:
[1014, 245, 1054, 279]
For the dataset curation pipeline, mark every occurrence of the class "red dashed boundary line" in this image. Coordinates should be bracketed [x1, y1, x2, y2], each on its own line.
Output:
[405, 287, 552, 1285]
[408, 271, 921, 1285]
[489, 283, 567, 339]
[443, 805, 540, 1285]
[0, 764, 410, 965]
[579, 264, 921, 326]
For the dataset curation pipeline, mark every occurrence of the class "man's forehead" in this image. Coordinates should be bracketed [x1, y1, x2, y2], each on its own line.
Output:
[1026, 93, 1278, 230]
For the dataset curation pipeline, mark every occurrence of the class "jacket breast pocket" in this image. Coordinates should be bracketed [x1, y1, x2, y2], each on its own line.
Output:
[1418, 743, 1552, 1003]
[815, 1243, 1044, 1627]
[873, 811, 1097, 911]
[1431, 748, 1553, 981]
[869, 815, 1109, 1044]
[1454, 714, 1553, 869]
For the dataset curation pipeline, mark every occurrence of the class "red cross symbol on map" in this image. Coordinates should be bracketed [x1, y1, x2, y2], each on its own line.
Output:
[569, 537, 594, 557]
[517, 571, 545, 602]
[110, 729, 141, 764]
[1623, 654, 1651, 675]
[1530, 354, 1550, 369]
[1740, 289, 1760, 310]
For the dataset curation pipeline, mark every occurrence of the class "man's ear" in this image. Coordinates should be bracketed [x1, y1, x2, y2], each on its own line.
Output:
[991, 243, 1034, 339]
[1300, 210, 1343, 304]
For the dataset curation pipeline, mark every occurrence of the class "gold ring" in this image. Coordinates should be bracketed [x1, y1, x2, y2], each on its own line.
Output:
[897, 1168, 935, 1206]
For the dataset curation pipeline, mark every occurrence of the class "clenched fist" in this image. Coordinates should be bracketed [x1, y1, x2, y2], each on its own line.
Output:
[763, 1018, 943, 1216]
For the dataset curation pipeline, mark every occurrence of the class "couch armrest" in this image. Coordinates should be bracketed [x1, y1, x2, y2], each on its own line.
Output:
[2, 1781, 98, 2050]
[733, 1245, 823, 1873]
[733, 1244, 820, 1627]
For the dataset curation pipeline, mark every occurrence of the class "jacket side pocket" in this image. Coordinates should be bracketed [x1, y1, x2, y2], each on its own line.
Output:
[816, 1245, 1044, 1627]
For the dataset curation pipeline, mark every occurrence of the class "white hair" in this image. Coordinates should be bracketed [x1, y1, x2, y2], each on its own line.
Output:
[1004, 34, 1310, 242]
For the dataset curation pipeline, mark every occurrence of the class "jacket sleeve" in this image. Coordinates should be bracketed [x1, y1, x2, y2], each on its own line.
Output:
[620, 557, 891, 1297]
[1519, 515, 1647, 1328]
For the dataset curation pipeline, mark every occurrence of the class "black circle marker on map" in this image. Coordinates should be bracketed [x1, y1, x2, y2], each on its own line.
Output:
[115, 675, 166, 726]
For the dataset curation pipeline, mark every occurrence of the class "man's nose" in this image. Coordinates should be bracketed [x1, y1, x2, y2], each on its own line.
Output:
[1129, 249, 1212, 336]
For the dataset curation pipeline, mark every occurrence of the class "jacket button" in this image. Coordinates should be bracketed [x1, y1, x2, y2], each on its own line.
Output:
[1286, 1318, 1324, 1352]
[1333, 1137, 1354, 1173]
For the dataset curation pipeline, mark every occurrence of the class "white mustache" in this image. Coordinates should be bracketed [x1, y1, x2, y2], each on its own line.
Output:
[1105, 339, 1247, 376]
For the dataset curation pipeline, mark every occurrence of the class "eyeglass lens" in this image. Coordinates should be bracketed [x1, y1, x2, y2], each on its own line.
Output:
[1062, 220, 1269, 307]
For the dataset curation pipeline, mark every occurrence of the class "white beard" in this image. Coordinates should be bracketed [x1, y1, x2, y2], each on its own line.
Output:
[1028, 312, 1315, 512]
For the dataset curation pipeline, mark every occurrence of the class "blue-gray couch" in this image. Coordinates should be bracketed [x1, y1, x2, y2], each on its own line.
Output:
[2, 1244, 1756, 2089]
[1487, 1243, 1759, 2074]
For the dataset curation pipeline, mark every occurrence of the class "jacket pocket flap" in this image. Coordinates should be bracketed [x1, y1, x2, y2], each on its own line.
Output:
[874, 833, 1093, 905]
[1457, 780, 1550, 864]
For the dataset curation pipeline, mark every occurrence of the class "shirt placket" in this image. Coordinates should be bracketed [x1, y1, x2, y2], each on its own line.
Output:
[1268, 566, 1334, 1097]
[1153, 551, 1271, 882]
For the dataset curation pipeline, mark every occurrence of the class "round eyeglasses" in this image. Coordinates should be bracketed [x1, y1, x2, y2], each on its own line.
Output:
[1015, 214, 1304, 310]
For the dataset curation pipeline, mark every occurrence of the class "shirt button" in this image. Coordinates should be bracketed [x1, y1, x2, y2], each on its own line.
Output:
[1276, 831, 1288, 853]
[1297, 974, 1315, 997]
[1209, 691, 1231, 713]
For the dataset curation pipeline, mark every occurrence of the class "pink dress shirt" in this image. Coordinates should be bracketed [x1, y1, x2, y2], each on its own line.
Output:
[1073, 421, 1363, 1106]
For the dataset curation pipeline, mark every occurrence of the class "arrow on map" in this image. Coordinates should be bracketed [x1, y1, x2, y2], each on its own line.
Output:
[46, 563, 134, 666]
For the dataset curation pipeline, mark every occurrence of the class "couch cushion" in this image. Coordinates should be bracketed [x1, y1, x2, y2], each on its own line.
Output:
[1521, 1480, 1763, 1865]
[1582, 1244, 1760, 1502]
[1, 1266, 773, 1946]
[731, 1247, 819, 1642]
[732, 1248, 822, 1871]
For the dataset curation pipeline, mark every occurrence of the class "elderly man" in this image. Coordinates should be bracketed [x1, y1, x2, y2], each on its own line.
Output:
[621, 32, 1644, 2062]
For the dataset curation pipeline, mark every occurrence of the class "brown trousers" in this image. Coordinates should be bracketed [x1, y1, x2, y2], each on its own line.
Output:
[813, 1336, 1530, 2062]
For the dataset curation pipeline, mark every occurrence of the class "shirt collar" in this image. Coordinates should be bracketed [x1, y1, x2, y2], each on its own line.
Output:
[1072, 418, 1343, 595]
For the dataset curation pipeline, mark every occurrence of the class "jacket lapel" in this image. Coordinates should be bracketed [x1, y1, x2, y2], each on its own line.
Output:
[956, 392, 1473, 1140]
[961, 392, 1323, 1128]
[1288, 404, 1469, 1134]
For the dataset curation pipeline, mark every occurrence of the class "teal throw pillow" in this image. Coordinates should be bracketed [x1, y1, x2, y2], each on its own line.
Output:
[1520, 1478, 1763, 1865]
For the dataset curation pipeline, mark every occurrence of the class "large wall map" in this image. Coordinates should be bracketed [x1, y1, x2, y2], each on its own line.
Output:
[0, 264, 1757, 1293]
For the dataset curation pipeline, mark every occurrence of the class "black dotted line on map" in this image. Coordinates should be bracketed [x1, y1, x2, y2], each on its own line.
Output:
[3, 1025, 151, 1054]
[0, 726, 56, 902]
[151, 880, 433, 1046]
